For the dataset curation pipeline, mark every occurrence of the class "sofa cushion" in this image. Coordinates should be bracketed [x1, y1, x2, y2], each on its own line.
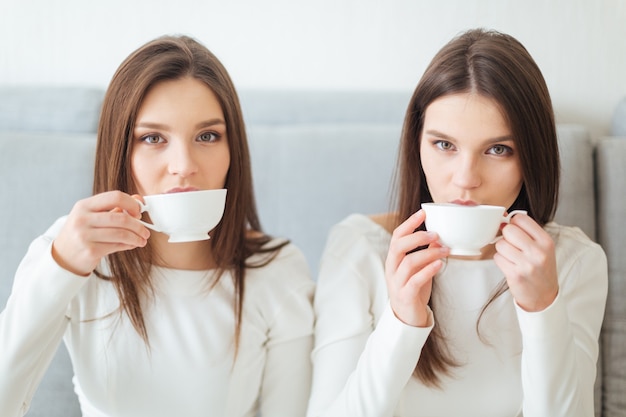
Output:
[0, 132, 94, 417]
[595, 137, 626, 416]
[239, 90, 411, 125]
[554, 124, 596, 240]
[248, 124, 401, 275]
[0, 132, 96, 298]
[612, 97, 626, 136]
[0, 87, 103, 133]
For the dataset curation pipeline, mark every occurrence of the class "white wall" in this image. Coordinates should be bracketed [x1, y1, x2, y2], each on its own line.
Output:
[1, 0, 624, 139]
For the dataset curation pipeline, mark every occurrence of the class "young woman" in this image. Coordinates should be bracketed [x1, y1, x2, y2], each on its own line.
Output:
[0, 35, 314, 417]
[307, 29, 607, 417]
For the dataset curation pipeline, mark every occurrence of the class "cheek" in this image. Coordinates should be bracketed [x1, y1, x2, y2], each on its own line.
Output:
[130, 152, 152, 193]
[207, 146, 231, 186]
[218, 157, 230, 185]
[508, 159, 523, 186]
[499, 163, 524, 204]
[419, 144, 433, 179]
[421, 151, 448, 184]
[420, 157, 443, 201]
[222, 149, 231, 176]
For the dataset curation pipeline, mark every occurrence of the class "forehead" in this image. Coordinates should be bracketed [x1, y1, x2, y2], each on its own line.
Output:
[137, 77, 224, 121]
[423, 93, 511, 141]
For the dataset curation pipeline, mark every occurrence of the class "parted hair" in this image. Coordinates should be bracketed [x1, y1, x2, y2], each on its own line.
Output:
[393, 28, 559, 387]
[93, 35, 285, 347]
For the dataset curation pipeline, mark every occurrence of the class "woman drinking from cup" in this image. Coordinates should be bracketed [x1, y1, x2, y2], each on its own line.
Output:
[0, 35, 314, 417]
[307, 28, 607, 417]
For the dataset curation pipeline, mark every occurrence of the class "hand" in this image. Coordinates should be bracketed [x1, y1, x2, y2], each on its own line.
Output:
[51, 191, 150, 276]
[385, 210, 450, 327]
[493, 213, 559, 312]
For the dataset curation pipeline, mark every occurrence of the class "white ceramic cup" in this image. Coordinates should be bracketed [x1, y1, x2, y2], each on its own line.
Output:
[136, 189, 227, 243]
[421, 203, 527, 256]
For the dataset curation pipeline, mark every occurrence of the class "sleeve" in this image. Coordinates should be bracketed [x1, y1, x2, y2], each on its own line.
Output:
[0, 223, 88, 417]
[259, 245, 316, 417]
[306, 223, 433, 417]
[516, 240, 608, 417]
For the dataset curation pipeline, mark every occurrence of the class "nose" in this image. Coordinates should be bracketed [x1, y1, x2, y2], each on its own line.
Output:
[452, 153, 481, 189]
[167, 141, 198, 178]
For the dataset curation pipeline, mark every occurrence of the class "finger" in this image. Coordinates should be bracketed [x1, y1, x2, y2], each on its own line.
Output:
[393, 245, 448, 287]
[52, 222, 148, 276]
[404, 258, 444, 293]
[387, 230, 440, 273]
[89, 211, 151, 240]
[502, 221, 554, 263]
[493, 251, 516, 278]
[508, 214, 546, 241]
[131, 194, 145, 204]
[128, 194, 146, 218]
[388, 209, 435, 256]
[79, 191, 144, 217]
[67, 210, 149, 244]
[496, 234, 550, 284]
[392, 209, 426, 238]
[510, 216, 556, 257]
[501, 223, 530, 248]
[387, 255, 443, 327]
[494, 237, 522, 265]
[79, 222, 149, 248]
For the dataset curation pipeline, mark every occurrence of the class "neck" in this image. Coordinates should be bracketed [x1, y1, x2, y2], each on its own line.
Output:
[150, 232, 216, 270]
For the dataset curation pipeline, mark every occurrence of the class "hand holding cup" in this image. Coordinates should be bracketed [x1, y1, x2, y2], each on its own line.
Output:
[135, 189, 227, 243]
[421, 203, 527, 256]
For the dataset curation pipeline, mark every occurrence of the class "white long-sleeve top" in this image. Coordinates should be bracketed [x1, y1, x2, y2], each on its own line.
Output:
[0, 217, 315, 417]
[307, 214, 608, 417]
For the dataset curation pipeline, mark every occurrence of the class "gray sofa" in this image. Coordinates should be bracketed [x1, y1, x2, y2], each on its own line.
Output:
[0, 87, 624, 417]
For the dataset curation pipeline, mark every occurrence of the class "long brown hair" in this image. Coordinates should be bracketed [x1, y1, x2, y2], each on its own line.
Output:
[393, 28, 559, 386]
[94, 35, 285, 347]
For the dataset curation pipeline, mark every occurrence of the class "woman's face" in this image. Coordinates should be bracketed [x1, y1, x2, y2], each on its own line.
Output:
[420, 93, 523, 209]
[131, 77, 230, 197]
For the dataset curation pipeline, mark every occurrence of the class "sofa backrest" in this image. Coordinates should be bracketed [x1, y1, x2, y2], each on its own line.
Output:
[0, 132, 96, 304]
[0, 87, 104, 133]
[0, 131, 96, 417]
[248, 124, 598, 277]
[239, 90, 412, 125]
[248, 124, 400, 275]
[0, 89, 615, 417]
[553, 124, 596, 240]
[0, 123, 599, 284]
[595, 137, 626, 415]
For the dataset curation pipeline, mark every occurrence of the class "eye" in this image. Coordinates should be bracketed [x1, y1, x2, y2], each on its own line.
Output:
[487, 144, 513, 156]
[198, 131, 220, 143]
[434, 140, 455, 151]
[141, 134, 165, 144]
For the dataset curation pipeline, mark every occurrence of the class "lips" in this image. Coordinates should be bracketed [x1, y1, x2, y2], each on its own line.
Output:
[166, 187, 201, 194]
[450, 199, 479, 206]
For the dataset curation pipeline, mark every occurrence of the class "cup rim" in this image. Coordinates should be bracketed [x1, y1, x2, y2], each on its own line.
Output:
[143, 188, 227, 201]
[421, 202, 505, 210]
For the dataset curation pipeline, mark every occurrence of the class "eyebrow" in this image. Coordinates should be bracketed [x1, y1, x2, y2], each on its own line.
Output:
[135, 118, 226, 130]
[424, 129, 514, 144]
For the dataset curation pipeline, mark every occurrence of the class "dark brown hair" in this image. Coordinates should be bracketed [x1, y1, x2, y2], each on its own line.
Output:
[393, 28, 559, 386]
[94, 35, 285, 347]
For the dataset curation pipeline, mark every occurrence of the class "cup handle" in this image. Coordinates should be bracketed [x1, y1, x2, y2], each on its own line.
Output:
[490, 210, 528, 244]
[133, 198, 162, 232]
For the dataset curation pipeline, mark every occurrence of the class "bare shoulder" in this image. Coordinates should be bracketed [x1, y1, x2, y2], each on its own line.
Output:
[246, 229, 265, 239]
[368, 212, 398, 234]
